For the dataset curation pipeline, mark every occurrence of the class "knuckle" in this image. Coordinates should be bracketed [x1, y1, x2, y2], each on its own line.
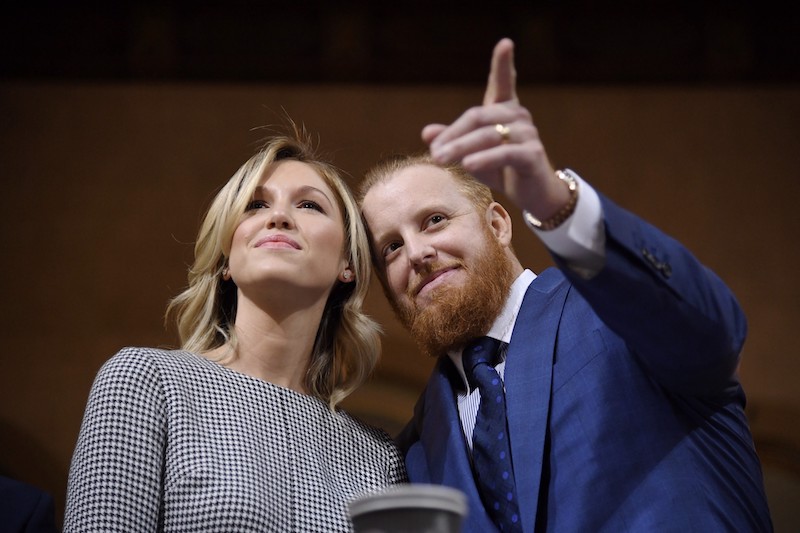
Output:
[465, 106, 484, 122]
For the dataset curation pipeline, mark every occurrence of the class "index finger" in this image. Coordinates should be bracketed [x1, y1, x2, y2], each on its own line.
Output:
[483, 38, 518, 106]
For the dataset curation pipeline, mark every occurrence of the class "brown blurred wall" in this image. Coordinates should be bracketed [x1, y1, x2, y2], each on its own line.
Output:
[1, 82, 798, 527]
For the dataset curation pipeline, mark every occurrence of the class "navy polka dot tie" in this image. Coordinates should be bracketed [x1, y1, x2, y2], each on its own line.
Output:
[463, 336, 522, 532]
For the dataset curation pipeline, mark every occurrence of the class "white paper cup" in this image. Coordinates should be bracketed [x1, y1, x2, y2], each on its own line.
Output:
[348, 484, 467, 533]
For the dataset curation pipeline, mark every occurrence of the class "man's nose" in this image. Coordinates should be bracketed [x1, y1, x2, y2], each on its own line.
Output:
[406, 236, 436, 267]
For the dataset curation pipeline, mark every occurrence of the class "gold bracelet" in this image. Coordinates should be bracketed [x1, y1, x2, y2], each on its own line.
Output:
[522, 170, 579, 231]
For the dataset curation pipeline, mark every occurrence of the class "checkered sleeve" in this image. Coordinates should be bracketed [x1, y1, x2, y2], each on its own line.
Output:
[65, 348, 168, 532]
[386, 432, 409, 485]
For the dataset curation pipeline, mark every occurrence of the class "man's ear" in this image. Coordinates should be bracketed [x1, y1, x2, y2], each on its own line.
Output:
[486, 201, 513, 246]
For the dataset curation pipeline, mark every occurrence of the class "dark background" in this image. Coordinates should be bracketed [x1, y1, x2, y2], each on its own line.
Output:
[2, 1, 798, 85]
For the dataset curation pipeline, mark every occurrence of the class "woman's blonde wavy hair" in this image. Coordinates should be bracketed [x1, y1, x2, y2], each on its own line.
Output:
[166, 125, 381, 409]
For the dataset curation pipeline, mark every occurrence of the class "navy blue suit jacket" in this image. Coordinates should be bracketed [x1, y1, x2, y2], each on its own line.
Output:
[0, 476, 58, 533]
[398, 194, 772, 532]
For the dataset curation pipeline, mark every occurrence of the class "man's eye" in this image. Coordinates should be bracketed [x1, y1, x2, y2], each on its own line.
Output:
[246, 200, 268, 210]
[383, 242, 401, 257]
[426, 214, 446, 228]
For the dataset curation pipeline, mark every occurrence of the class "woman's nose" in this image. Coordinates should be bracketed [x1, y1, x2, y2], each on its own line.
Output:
[265, 206, 294, 229]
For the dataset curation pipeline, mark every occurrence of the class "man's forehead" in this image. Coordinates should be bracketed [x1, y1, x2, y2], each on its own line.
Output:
[362, 165, 474, 240]
[366, 164, 459, 203]
[394, 163, 455, 184]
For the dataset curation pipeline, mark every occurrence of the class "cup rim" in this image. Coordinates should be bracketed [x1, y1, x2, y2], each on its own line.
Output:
[348, 483, 467, 517]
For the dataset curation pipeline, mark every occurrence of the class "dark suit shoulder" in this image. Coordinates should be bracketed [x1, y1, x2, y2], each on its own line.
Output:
[0, 476, 58, 533]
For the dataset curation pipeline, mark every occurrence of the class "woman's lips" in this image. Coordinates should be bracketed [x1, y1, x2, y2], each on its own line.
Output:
[254, 234, 301, 249]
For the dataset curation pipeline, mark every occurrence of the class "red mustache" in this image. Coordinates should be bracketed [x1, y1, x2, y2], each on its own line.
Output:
[407, 261, 464, 298]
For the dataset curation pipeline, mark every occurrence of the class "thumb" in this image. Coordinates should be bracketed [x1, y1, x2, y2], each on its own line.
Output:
[422, 123, 447, 145]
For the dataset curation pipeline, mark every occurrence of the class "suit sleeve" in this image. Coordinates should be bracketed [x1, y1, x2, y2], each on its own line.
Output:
[0, 476, 58, 533]
[553, 192, 747, 396]
[25, 490, 58, 533]
[64, 349, 167, 532]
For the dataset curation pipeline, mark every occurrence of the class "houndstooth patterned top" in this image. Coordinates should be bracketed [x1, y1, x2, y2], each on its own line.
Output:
[65, 347, 408, 532]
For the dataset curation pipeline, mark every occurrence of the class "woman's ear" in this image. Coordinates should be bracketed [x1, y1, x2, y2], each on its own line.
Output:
[338, 268, 354, 283]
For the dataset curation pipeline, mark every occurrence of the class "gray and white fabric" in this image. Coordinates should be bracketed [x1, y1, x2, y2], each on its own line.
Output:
[65, 347, 408, 532]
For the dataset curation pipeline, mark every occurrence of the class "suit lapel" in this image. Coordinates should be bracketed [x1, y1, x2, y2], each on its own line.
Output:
[413, 268, 569, 532]
[504, 268, 569, 532]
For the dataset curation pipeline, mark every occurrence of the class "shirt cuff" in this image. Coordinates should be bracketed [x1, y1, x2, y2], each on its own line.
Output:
[526, 169, 606, 277]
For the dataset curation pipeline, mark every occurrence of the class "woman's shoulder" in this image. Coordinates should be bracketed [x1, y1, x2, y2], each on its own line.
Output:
[88, 348, 227, 408]
[334, 409, 397, 447]
[102, 346, 180, 371]
[96, 347, 209, 385]
[333, 409, 407, 479]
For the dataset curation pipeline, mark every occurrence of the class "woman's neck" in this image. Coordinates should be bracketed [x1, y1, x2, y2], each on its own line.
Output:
[209, 293, 328, 393]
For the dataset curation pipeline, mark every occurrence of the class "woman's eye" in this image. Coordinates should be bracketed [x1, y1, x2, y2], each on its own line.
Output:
[300, 200, 323, 212]
[246, 200, 268, 210]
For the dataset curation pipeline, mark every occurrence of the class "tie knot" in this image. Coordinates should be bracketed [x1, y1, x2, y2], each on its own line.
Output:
[462, 336, 503, 389]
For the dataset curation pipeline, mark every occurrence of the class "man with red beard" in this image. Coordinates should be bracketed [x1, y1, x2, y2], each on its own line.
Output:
[358, 39, 772, 532]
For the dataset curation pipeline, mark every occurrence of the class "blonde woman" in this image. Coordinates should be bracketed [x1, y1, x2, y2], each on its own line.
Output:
[65, 128, 407, 532]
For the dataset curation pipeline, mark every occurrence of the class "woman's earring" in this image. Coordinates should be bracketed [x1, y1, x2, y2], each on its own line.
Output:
[341, 270, 352, 281]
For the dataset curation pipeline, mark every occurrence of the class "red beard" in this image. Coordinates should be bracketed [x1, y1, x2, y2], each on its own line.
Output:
[388, 230, 516, 357]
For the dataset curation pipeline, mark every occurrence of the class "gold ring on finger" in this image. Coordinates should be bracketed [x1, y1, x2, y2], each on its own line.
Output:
[495, 123, 511, 144]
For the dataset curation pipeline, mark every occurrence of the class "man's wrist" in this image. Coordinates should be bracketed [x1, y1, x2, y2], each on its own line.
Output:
[522, 170, 579, 231]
